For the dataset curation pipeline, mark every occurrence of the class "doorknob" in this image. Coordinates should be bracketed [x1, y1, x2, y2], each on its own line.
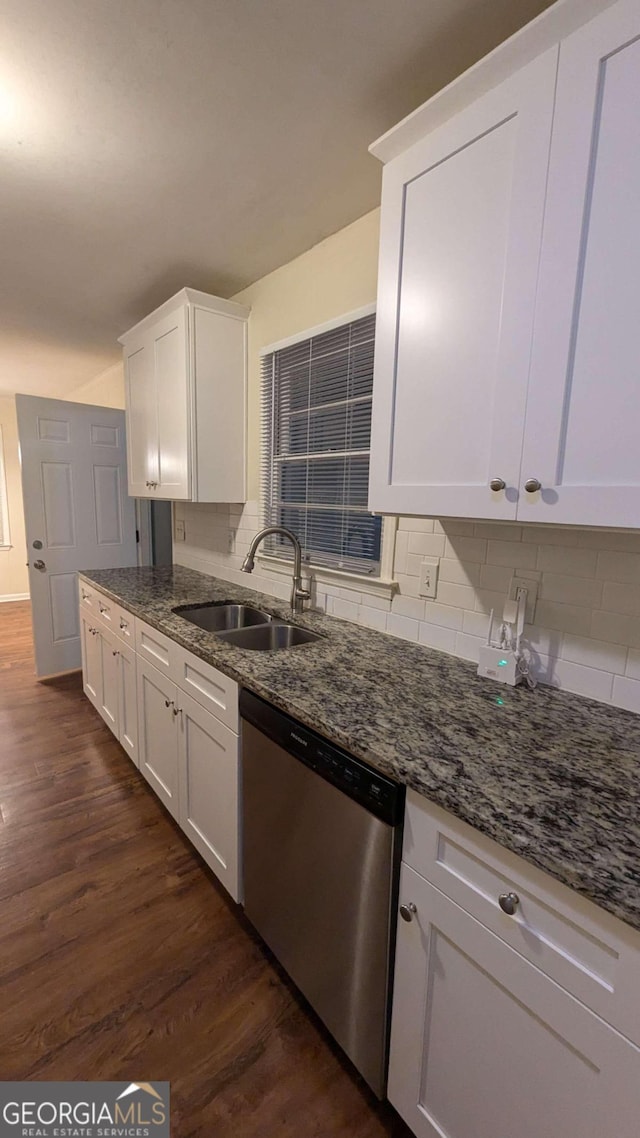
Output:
[32, 560, 46, 571]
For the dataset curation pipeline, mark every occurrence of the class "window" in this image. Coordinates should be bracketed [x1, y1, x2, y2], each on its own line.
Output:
[0, 426, 10, 549]
[261, 310, 382, 575]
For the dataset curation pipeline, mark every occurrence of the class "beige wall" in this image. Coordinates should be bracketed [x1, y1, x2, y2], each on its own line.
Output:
[0, 397, 29, 599]
[62, 362, 125, 409]
[232, 209, 380, 499]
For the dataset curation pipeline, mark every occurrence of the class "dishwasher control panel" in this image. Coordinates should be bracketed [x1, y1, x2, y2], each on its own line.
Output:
[240, 689, 404, 825]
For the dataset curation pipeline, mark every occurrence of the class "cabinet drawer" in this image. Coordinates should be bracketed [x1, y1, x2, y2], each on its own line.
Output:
[404, 790, 640, 1046]
[112, 602, 136, 647]
[79, 580, 99, 612]
[172, 643, 238, 732]
[135, 617, 176, 675]
[93, 592, 118, 633]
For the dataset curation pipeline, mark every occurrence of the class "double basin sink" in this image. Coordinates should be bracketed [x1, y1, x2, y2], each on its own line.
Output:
[173, 602, 323, 652]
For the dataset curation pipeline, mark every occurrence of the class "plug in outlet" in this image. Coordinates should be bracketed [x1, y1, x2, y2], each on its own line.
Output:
[509, 575, 538, 623]
[419, 557, 439, 598]
[174, 519, 185, 542]
[227, 530, 236, 554]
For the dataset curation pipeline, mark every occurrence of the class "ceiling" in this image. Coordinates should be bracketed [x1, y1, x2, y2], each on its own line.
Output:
[0, 0, 553, 397]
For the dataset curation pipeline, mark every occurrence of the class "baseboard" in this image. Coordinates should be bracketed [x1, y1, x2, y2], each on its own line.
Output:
[0, 593, 30, 603]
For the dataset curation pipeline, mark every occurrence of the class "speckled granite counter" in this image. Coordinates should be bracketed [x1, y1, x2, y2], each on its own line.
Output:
[80, 565, 640, 932]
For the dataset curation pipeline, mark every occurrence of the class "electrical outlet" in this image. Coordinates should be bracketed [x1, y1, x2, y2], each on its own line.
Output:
[174, 518, 185, 542]
[227, 530, 236, 554]
[419, 557, 439, 598]
[509, 575, 538, 624]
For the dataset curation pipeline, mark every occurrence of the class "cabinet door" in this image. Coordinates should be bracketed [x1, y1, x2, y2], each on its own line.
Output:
[136, 657, 180, 820]
[153, 306, 190, 500]
[368, 49, 557, 519]
[521, 0, 640, 526]
[117, 640, 138, 766]
[80, 610, 102, 710]
[178, 692, 240, 901]
[98, 625, 120, 737]
[388, 866, 640, 1138]
[124, 337, 158, 498]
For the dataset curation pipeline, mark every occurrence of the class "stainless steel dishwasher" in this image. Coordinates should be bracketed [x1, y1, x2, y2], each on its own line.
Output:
[240, 689, 404, 1098]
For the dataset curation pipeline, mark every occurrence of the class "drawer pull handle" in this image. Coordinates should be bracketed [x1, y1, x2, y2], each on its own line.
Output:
[498, 892, 520, 915]
[399, 903, 417, 923]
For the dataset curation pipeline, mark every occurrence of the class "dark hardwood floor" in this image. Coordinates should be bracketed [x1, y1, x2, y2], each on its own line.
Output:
[0, 601, 411, 1138]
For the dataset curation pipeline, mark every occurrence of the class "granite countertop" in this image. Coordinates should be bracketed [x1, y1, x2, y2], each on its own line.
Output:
[80, 565, 640, 932]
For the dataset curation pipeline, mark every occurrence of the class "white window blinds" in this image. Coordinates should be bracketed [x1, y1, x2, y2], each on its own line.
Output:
[261, 312, 382, 575]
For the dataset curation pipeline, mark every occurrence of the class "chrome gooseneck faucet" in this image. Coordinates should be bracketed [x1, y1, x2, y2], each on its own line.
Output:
[241, 527, 311, 615]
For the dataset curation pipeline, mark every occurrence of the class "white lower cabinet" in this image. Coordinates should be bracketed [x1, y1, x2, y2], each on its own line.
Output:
[79, 588, 241, 902]
[98, 625, 120, 735]
[390, 793, 640, 1138]
[80, 610, 102, 709]
[135, 656, 241, 900]
[389, 867, 640, 1138]
[178, 691, 240, 900]
[116, 639, 138, 765]
[81, 608, 139, 766]
[136, 657, 181, 821]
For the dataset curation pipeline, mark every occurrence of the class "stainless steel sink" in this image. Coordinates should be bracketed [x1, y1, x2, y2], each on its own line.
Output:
[173, 603, 272, 632]
[217, 623, 323, 650]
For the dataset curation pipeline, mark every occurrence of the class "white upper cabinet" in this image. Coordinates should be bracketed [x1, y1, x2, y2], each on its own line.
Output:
[521, 0, 640, 526]
[120, 288, 250, 502]
[369, 0, 640, 527]
[369, 49, 558, 520]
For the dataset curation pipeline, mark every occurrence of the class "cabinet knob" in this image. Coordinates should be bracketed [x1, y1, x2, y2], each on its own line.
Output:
[498, 891, 520, 915]
[164, 698, 173, 709]
[524, 478, 541, 493]
[489, 477, 506, 492]
[172, 705, 181, 717]
[112, 650, 119, 657]
[120, 619, 128, 630]
[399, 902, 417, 923]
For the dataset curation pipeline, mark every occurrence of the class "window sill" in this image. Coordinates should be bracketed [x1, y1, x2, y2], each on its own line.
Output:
[256, 553, 398, 600]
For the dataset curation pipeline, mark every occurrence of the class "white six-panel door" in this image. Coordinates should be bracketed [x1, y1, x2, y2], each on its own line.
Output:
[519, 0, 640, 526]
[368, 48, 558, 519]
[16, 395, 137, 677]
[389, 866, 640, 1138]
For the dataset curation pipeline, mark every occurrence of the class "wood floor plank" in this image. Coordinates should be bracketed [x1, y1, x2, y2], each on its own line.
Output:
[0, 601, 411, 1136]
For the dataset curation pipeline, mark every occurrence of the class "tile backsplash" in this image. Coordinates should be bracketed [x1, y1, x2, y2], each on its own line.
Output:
[174, 500, 640, 714]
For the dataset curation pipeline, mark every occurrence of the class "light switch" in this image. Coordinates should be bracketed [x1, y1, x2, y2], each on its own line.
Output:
[419, 557, 439, 598]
